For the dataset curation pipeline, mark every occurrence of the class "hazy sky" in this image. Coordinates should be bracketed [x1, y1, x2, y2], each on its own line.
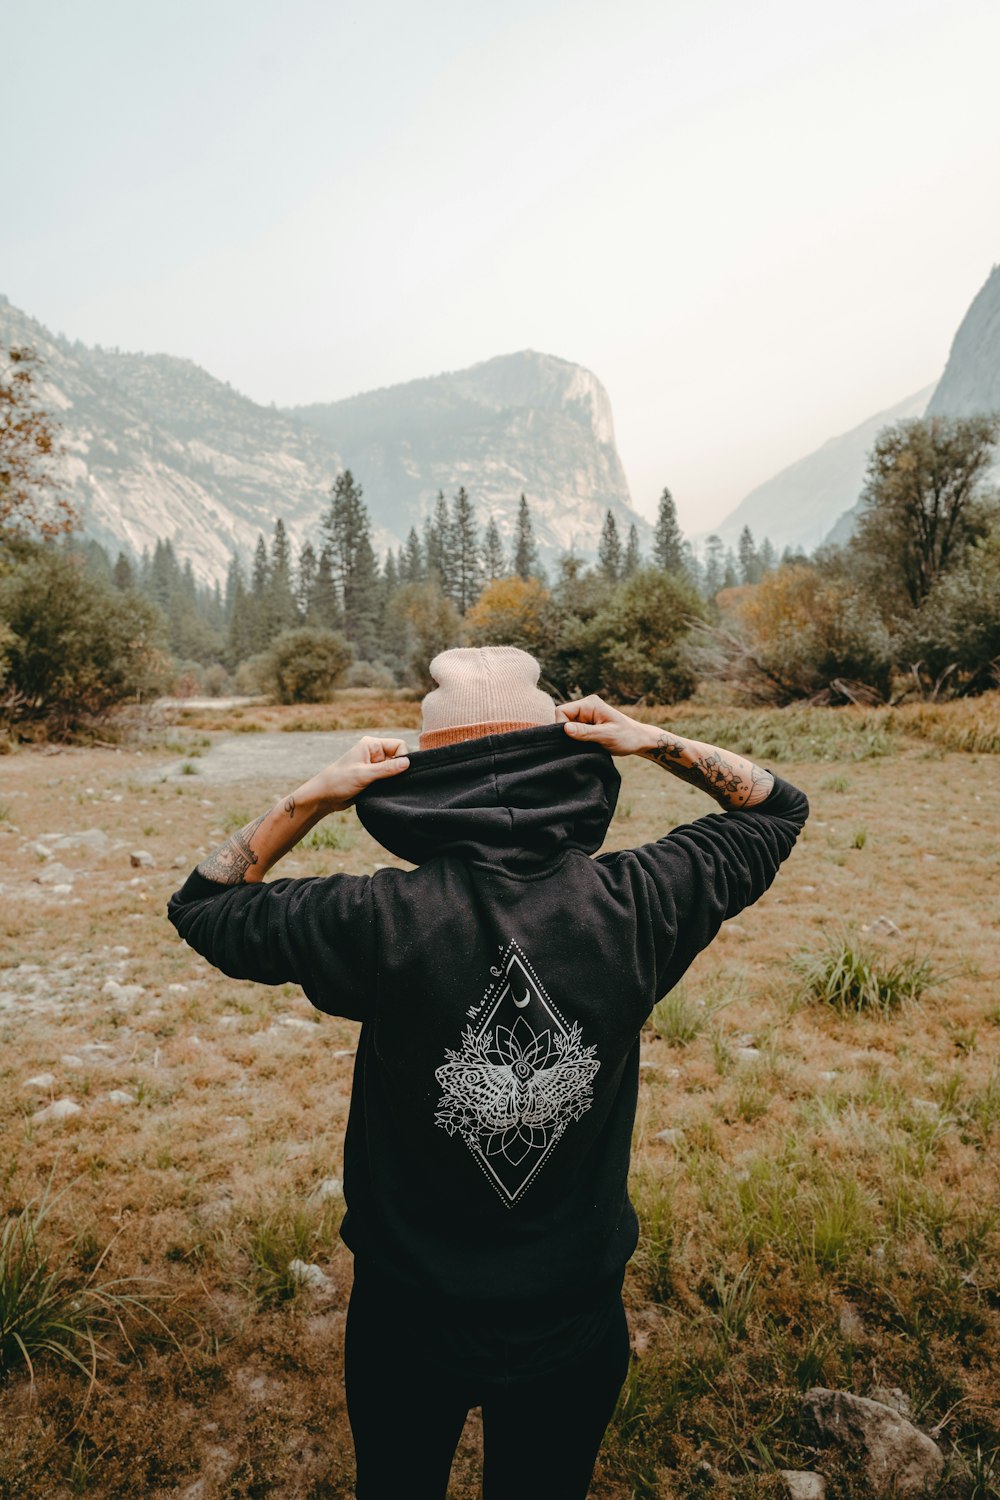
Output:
[6, 0, 1000, 531]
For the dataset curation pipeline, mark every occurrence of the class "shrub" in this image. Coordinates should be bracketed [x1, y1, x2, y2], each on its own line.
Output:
[256, 626, 353, 704]
[382, 583, 461, 691]
[344, 659, 397, 690]
[0, 540, 165, 734]
[735, 563, 893, 702]
[464, 576, 553, 656]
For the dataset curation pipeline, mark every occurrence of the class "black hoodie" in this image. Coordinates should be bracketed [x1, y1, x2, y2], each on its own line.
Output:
[167, 724, 808, 1309]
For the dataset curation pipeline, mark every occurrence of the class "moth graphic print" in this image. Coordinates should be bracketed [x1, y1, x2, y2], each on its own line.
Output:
[434, 941, 600, 1206]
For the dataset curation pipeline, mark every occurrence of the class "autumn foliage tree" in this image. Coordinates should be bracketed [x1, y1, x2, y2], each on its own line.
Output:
[0, 346, 77, 539]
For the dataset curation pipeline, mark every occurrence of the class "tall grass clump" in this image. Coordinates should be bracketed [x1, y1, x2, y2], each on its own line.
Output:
[793, 933, 941, 1015]
[235, 1198, 339, 1306]
[1, 1185, 167, 1386]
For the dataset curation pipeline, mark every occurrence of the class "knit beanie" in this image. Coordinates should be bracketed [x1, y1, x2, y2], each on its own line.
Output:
[419, 646, 557, 750]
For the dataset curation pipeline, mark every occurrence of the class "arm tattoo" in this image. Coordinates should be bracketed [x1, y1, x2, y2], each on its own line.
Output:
[642, 734, 773, 809]
[197, 813, 266, 884]
[284, 796, 296, 819]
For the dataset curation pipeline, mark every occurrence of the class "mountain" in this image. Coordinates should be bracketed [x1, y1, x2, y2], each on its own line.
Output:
[706, 384, 936, 555]
[0, 296, 354, 584]
[827, 264, 1000, 546]
[711, 262, 1000, 555]
[0, 296, 645, 584]
[286, 351, 643, 561]
[925, 264, 1000, 419]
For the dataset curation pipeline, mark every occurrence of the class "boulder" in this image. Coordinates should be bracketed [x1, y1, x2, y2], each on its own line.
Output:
[313, 1177, 343, 1202]
[289, 1259, 333, 1292]
[129, 850, 155, 868]
[802, 1387, 943, 1497]
[778, 1473, 827, 1500]
[23, 1072, 56, 1090]
[34, 862, 75, 886]
[34, 1097, 83, 1122]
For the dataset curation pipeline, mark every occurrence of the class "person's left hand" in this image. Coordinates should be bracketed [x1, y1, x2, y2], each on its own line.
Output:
[309, 736, 410, 811]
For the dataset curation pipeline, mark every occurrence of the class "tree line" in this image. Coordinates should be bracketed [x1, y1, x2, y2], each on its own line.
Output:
[1, 338, 996, 734]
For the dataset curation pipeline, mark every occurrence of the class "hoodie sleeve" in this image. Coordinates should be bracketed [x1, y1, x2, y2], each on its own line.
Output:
[166, 869, 377, 1022]
[600, 773, 809, 1007]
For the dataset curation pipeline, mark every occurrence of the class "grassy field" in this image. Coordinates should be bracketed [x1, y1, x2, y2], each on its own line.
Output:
[1, 694, 999, 1498]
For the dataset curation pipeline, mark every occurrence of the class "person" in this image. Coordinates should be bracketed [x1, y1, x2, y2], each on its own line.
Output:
[167, 645, 809, 1500]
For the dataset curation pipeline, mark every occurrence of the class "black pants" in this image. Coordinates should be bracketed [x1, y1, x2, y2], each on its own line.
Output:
[345, 1263, 631, 1500]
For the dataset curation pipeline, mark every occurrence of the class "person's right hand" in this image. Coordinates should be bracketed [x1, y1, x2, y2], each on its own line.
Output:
[556, 696, 656, 757]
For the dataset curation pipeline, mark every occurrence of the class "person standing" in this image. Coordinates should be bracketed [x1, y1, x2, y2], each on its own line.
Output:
[168, 646, 809, 1499]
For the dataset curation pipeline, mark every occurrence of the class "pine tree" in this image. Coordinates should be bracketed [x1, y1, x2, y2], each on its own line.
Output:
[513, 494, 540, 580]
[759, 536, 776, 575]
[623, 523, 641, 578]
[723, 546, 738, 590]
[703, 535, 724, 599]
[112, 552, 134, 591]
[223, 556, 243, 622]
[311, 545, 342, 632]
[401, 527, 424, 584]
[296, 540, 318, 618]
[251, 534, 270, 602]
[653, 487, 685, 574]
[423, 491, 455, 598]
[266, 518, 298, 635]
[598, 510, 622, 583]
[450, 486, 483, 612]
[482, 516, 506, 582]
[737, 525, 763, 585]
[226, 570, 256, 667]
[322, 469, 376, 650]
[350, 530, 381, 660]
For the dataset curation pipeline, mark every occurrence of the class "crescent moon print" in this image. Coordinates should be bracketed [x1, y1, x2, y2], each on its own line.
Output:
[434, 941, 600, 1206]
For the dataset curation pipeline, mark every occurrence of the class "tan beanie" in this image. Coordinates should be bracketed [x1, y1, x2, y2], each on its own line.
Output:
[419, 646, 557, 750]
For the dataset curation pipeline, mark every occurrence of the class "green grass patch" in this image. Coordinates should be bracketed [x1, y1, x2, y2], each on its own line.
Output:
[793, 933, 941, 1015]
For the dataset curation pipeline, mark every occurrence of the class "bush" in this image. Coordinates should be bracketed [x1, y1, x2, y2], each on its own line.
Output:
[383, 583, 461, 691]
[344, 659, 397, 691]
[732, 563, 893, 702]
[548, 567, 704, 702]
[464, 577, 553, 656]
[895, 522, 1000, 696]
[256, 627, 353, 704]
[0, 541, 165, 734]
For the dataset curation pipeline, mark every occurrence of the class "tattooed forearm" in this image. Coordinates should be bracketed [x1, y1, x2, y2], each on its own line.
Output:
[284, 796, 295, 818]
[641, 733, 774, 809]
[198, 814, 266, 884]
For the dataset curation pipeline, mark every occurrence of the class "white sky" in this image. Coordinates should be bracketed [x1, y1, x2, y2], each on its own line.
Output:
[5, 0, 1000, 531]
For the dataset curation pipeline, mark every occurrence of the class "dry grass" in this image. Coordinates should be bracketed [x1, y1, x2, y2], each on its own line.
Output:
[1, 694, 998, 1496]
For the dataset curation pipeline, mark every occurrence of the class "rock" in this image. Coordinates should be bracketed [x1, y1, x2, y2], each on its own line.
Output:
[289, 1259, 333, 1291]
[49, 829, 110, 853]
[838, 1301, 866, 1340]
[172, 855, 188, 869]
[34, 1097, 83, 1122]
[868, 1386, 913, 1420]
[168, 983, 189, 994]
[34, 862, 75, 886]
[102, 978, 146, 1003]
[864, 915, 901, 939]
[802, 1386, 943, 1498]
[28, 841, 53, 859]
[778, 1473, 827, 1500]
[736, 1046, 761, 1061]
[23, 1072, 56, 1089]
[653, 1128, 682, 1145]
[129, 849, 155, 868]
[51, 884, 74, 896]
[313, 1177, 343, 1202]
[106, 1089, 137, 1105]
[61, 1054, 84, 1068]
[276, 1016, 314, 1030]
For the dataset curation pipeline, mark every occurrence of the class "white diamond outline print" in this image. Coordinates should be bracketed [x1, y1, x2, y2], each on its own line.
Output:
[434, 940, 600, 1207]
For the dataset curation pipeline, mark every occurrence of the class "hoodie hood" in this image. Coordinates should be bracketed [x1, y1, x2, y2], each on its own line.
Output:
[356, 723, 620, 869]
